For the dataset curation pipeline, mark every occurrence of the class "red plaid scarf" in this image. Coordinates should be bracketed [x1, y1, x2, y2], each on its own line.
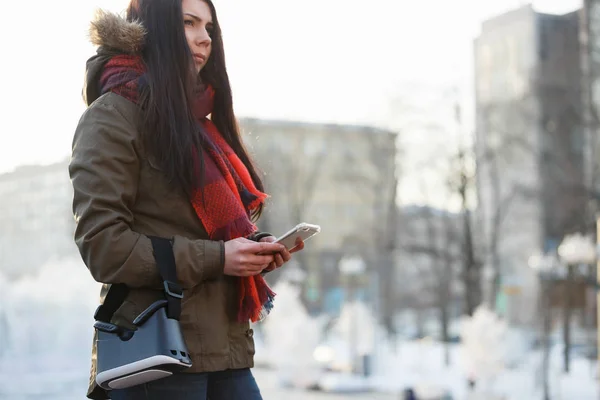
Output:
[100, 55, 274, 323]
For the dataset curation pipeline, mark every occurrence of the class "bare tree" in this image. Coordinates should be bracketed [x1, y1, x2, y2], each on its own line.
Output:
[486, 152, 518, 306]
[439, 209, 458, 365]
[477, 138, 520, 308]
[398, 202, 462, 365]
[446, 145, 483, 317]
[387, 87, 486, 326]
[335, 130, 399, 336]
[277, 135, 327, 277]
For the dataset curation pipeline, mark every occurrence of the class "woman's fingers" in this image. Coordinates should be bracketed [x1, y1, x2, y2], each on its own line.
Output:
[244, 253, 275, 266]
[225, 238, 283, 277]
[290, 239, 305, 254]
[263, 261, 277, 273]
[242, 262, 270, 276]
[232, 236, 306, 276]
[249, 241, 285, 255]
[274, 252, 284, 267]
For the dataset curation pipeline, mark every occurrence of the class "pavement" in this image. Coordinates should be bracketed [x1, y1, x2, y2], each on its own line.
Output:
[253, 368, 398, 400]
[0, 368, 399, 400]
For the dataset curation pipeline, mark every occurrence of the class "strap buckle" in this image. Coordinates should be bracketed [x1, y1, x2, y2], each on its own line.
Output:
[163, 280, 184, 299]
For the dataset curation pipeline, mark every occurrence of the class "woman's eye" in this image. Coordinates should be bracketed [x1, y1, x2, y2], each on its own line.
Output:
[184, 20, 194, 27]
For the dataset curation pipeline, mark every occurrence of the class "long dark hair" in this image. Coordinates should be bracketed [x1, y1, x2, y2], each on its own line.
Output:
[126, 0, 264, 219]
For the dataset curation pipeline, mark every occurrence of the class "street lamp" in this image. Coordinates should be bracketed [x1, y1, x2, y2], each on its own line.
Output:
[557, 234, 596, 374]
[528, 251, 561, 400]
[557, 234, 596, 267]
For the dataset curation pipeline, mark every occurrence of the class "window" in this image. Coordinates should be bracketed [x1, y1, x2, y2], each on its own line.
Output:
[539, 20, 550, 61]
[570, 127, 584, 155]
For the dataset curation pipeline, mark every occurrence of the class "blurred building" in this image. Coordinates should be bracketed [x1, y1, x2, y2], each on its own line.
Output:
[580, 0, 600, 337]
[0, 119, 398, 317]
[474, 5, 585, 324]
[581, 0, 600, 195]
[0, 160, 75, 280]
[240, 118, 398, 315]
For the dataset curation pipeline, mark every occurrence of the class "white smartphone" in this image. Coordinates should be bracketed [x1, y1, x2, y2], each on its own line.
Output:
[275, 222, 321, 251]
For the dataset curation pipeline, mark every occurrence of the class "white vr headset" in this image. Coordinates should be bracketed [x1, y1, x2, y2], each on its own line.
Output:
[92, 237, 192, 392]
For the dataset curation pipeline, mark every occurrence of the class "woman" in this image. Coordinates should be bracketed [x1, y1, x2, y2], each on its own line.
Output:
[70, 0, 303, 398]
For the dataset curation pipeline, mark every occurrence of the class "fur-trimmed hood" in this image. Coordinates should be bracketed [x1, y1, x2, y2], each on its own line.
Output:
[89, 10, 146, 54]
[82, 10, 146, 106]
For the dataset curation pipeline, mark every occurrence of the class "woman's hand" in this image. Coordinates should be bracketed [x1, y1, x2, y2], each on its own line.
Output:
[223, 237, 285, 277]
[260, 236, 305, 273]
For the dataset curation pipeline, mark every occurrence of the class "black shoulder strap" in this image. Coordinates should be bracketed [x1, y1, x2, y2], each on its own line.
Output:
[149, 236, 183, 320]
[94, 236, 183, 323]
[94, 283, 129, 323]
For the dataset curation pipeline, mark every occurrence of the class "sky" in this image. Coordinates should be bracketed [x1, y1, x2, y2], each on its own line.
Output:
[0, 0, 581, 207]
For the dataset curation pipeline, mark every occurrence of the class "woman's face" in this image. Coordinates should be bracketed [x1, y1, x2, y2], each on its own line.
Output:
[182, 0, 213, 73]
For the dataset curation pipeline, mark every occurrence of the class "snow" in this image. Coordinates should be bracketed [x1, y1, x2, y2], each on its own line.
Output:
[256, 279, 327, 389]
[317, 372, 372, 393]
[460, 305, 509, 383]
[0, 268, 598, 400]
[0, 257, 100, 398]
[329, 300, 377, 357]
[256, 298, 600, 399]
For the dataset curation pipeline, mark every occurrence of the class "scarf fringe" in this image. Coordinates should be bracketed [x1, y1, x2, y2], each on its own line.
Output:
[238, 275, 276, 323]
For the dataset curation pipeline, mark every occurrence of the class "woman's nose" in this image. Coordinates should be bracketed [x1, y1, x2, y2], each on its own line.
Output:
[196, 30, 211, 46]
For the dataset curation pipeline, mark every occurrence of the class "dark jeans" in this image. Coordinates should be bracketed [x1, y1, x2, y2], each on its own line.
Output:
[109, 369, 263, 400]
